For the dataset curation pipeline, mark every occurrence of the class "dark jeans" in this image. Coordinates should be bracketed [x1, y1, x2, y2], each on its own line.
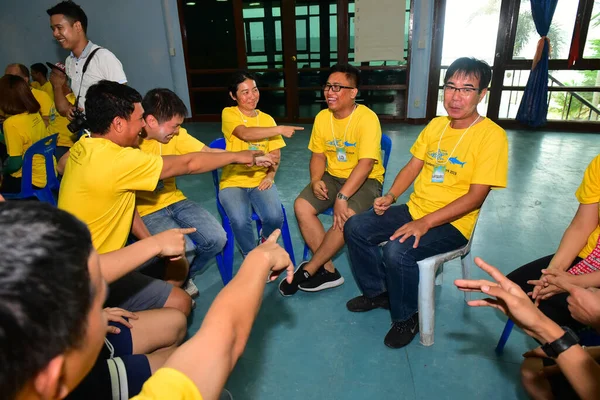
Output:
[344, 204, 468, 322]
[507, 254, 585, 330]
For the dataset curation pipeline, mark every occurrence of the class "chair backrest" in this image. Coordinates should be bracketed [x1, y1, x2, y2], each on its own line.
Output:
[20, 133, 59, 192]
[381, 133, 392, 179]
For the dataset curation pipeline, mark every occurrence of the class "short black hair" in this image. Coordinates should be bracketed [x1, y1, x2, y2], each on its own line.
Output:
[328, 63, 361, 88]
[444, 57, 492, 90]
[47, 1, 88, 34]
[30, 63, 48, 78]
[142, 88, 188, 123]
[85, 80, 142, 134]
[0, 202, 93, 399]
[228, 70, 259, 99]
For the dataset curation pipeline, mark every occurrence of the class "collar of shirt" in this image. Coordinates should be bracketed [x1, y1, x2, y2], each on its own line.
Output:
[69, 40, 96, 62]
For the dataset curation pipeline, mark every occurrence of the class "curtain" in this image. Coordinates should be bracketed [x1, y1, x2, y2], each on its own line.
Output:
[516, 0, 559, 128]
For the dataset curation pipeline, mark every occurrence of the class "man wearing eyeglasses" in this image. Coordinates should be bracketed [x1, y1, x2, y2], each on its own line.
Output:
[343, 57, 508, 349]
[280, 63, 385, 296]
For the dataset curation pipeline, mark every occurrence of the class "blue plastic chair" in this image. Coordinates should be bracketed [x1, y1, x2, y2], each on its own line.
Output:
[2, 134, 59, 205]
[302, 133, 393, 261]
[209, 138, 297, 285]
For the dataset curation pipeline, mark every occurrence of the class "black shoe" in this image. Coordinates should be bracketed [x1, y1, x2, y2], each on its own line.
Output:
[298, 266, 344, 292]
[279, 261, 311, 297]
[384, 313, 419, 349]
[346, 292, 390, 312]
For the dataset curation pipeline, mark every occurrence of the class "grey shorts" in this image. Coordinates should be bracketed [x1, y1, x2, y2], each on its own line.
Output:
[297, 172, 382, 214]
[105, 257, 173, 312]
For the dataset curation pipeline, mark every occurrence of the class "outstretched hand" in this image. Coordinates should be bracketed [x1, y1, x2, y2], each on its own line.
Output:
[252, 229, 294, 283]
[454, 257, 556, 341]
[152, 227, 196, 260]
[278, 125, 304, 138]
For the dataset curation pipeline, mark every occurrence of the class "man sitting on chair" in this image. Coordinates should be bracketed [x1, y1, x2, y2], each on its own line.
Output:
[280, 63, 385, 296]
[343, 57, 508, 349]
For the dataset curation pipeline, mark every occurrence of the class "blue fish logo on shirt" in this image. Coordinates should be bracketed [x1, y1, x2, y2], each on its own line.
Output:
[427, 150, 447, 162]
[448, 157, 466, 167]
[343, 141, 357, 147]
[325, 139, 339, 147]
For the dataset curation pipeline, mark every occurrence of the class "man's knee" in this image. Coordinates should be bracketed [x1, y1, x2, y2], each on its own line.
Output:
[382, 240, 415, 266]
[294, 197, 317, 221]
[164, 308, 188, 345]
[164, 287, 192, 317]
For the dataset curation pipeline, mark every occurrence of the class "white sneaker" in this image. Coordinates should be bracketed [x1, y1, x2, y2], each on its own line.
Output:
[184, 279, 200, 298]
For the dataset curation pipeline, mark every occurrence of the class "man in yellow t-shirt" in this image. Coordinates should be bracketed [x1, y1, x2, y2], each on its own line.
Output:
[58, 81, 267, 316]
[46, 61, 78, 161]
[136, 89, 227, 297]
[0, 203, 295, 400]
[281, 63, 384, 296]
[30, 63, 54, 99]
[344, 57, 508, 349]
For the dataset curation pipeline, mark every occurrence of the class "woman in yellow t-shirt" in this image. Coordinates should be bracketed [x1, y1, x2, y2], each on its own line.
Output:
[219, 71, 302, 256]
[0, 75, 53, 193]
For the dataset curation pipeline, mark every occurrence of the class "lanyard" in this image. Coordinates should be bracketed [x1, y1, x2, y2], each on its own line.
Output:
[435, 115, 481, 165]
[330, 104, 357, 148]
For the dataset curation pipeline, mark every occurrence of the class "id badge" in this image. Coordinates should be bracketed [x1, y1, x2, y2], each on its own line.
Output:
[336, 147, 347, 162]
[155, 180, 165, 192]
[431, 165, 446, 183]
[249, 143, 259, 151]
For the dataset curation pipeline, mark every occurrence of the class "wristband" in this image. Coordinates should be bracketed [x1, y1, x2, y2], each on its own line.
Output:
[541, 326, 579, 359]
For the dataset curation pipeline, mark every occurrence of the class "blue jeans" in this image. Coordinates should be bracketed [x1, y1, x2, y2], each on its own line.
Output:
[344, 204, 467, 322]
[218, 185, 284, 256]
[142, 199, 227, 275]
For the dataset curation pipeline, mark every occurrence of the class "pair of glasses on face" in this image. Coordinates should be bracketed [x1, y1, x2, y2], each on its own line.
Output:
[323, 84, 356, 92]
[443, 84, 480, 97]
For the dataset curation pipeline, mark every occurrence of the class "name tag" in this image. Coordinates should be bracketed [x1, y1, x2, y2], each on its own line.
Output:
[431, 165, 445, 183]
[336, 147, 347, 162]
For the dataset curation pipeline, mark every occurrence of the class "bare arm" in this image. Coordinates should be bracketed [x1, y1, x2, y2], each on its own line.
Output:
[549, 203, 599, 271]
[338, 158, 374, 198]
[162, 231, 294, 400]
[387, 156, 424, 199]
[50, 72, 75, 118]
[309, 152, 327, 183]
[159, 150, 258, 180]
[131, 209, 152, 240]
[232, 124, 303, 141]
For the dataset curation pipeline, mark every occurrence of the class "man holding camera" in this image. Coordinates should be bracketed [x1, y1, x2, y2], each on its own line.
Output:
[47, 1, 127, 118]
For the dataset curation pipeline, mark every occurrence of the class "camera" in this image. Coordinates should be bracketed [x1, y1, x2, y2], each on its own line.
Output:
[67, 109, 89, 133]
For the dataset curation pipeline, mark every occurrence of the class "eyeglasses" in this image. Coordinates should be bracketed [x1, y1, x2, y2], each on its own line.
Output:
[443, 84, 480, 97]
[323, 84, 356, 92]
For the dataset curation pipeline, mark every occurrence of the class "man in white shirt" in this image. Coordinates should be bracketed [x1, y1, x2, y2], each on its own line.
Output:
[47, 1, 127, 115]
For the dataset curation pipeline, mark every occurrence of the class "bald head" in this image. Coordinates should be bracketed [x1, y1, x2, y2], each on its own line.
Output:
[5, 64, 29, 82]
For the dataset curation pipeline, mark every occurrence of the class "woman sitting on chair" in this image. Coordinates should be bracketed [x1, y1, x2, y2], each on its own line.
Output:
[219, 70, 303, 256]
[0, 75, 54, 193]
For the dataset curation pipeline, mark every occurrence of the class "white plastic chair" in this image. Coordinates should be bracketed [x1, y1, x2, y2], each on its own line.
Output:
[416, 221, 478, 346]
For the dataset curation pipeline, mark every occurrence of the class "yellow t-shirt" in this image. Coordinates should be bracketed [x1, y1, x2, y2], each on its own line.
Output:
[137, 127, 205, 217]
[3, 112, 55, 187]
[31, 82, 41, 89]
[36, 81, 54, 99]
[58, 136, 164, 254]
[49, 93, 78, 148]
[408, 116, 508, 239]
[131, 368, 203, 400]
[31, 88, 53, 118]
[220, 106, 285, 189]
[308, 104, 384, 184]
[576, 154, 600, 259]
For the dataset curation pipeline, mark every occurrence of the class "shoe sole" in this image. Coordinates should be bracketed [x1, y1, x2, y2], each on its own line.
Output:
[298, 276, 345, 292]
[347, 303, 390, 312]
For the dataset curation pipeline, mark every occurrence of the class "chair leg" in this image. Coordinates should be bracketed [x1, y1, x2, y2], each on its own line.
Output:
[495, 320, 515, 355]
[435, 264, 444, 286]
[280, 207, 296, 266]
[418, 259, 439, 346]
[461, 253, 473, 303]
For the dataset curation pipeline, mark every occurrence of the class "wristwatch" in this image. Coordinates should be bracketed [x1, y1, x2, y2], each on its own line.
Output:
[386, 192, 398, 204]
[336, 192, 349, 201]
[541, 326, 579, 358]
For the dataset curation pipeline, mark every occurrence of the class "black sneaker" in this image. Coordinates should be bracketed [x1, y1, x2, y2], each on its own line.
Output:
[279, 261, 311, 297]
[298, 266, 344, 292]
[384, 313, 419, 349]
[346, 292, 390, 312]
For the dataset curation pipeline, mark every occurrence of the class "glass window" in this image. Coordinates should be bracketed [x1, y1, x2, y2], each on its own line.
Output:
[296, 19, 307, 51]
[547, 90, 600, 121]
[513, 1, 577, 60]
[275, 20, 282, 52]
[584, 2, 600, 59]
[249, 21, 265, 52]
[272, 6, 281, 17]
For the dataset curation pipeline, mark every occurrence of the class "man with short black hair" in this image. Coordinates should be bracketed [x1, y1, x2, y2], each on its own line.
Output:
[58, 80, 270, 316]
[135, 88, 228, 297]
[30, 63, 53, 98]
[344, 57, 509, 349]
[47, 1, 126, 115]
[5, 63, 56, 128]
[281, 63, 384, 296]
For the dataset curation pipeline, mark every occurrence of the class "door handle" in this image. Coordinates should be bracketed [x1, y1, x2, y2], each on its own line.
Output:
[291, 55, 297, 62]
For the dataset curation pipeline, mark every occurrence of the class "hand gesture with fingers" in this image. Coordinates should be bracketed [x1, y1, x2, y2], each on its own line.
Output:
[373, 195, 393, 216]
[389, 219, 430, 248]
[544, 275, 600, 331]
[278, 125, 304, 138]
[311, 180, 329, 200]
[454, 257, 553, 340]
[151, 227, 196, 260]
[251, 229, 295, 283]
[253, 154, 276, 168]
[104, 307, 139, 334]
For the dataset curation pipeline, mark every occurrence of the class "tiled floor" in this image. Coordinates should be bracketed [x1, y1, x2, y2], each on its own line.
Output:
[178, 122, 598, 400]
